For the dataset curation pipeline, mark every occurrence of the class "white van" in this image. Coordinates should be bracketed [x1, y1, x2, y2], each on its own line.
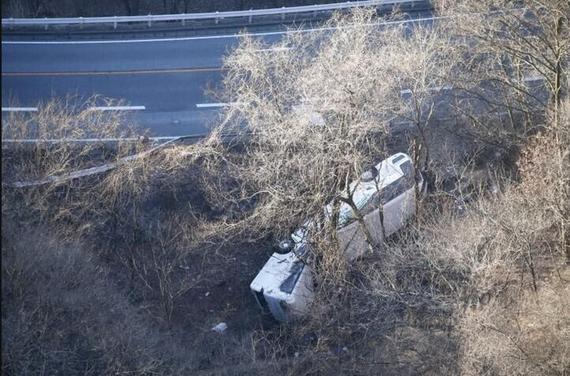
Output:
[250, 153, 424, 322]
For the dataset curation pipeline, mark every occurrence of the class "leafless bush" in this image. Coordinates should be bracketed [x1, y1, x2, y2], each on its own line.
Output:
[1, 97, 256, 373]
[1, 97, 145, 236]
[2, 98, 219, 325]
[2, 96, 139, 181]
[200, 9, 461, 277]
[267, 96, 569, 375]
[1, 224, 174, 375]
[458, 269, 570, 376]
[438, 0, 569, 139]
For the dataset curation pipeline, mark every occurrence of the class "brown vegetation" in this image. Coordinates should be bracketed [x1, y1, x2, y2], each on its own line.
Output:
[2, 5, 569, 376]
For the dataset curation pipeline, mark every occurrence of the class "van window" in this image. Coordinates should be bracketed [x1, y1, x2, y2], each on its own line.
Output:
[279, 260, 305, 294]
[379, 177, 407, 204]
[398, 161, 415, 191]
[336, 175, 409, 228]
[337, 187, 376, 228]
[392, 155, 406, 163]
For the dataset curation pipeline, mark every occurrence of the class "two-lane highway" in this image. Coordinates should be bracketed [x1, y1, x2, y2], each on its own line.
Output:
[2, 32, 284, 137]
[2, 13, 436, 138]
[3, 67, 224, 136]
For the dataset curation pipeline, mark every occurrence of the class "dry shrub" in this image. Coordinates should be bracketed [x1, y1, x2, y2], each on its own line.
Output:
[1, 97, 146, 238]
[207, 7, 462, 254]
[67, 145, 219, 322]
[413, 100, 568, 304]
[451, 101, 570, 375]
[2, 98, 220, 326]
[2, 100, 253, 374]
[280, 99, 569, 375]
[1, 224, 172, 375]
[98, 143, 206, 211]
[2, 10, 568, 375]
[2, 97, 214, 247]
[2, 96, 139, 182]
[458, 268, 570, 376]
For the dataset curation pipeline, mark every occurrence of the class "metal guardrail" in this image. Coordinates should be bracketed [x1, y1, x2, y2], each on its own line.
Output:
[2, 0, 424, 30]
[7, 136, 183, 188]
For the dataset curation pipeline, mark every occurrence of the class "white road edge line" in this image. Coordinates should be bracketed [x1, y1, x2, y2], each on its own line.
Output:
[523, 75, 543, 82]
[254, 47, 293, 52]
[400, 85, 453, 95]
[2, 107, 38, 112]
[2, 136, 179, 143]
[1, 16, 443, 45]
[89, 105, 145, 111]
[196, 102, 237, 108]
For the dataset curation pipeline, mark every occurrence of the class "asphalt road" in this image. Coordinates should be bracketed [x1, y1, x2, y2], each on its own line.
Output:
[2, 31, 285, 137]
[2, 13, 435, 138]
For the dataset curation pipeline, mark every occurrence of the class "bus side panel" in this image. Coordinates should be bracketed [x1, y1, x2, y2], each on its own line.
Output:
[383, 193, 405, 236]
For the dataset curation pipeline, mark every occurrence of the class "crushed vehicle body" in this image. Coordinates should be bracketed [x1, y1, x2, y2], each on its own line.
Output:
[250, 153, 424, 322]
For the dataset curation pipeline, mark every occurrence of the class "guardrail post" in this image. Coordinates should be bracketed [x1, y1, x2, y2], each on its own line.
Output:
[113, 16, 117, 29]
[182, 15, 185, 26]
[248, 9, 253, 24]
[281, 6, 285, 20]
[215, 11, 219, 24]
[44, 17, 48, 30]
[147, 14, 152, 27]
[79, 16, 84, 29]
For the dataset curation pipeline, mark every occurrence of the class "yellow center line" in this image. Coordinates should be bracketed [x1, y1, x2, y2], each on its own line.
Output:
[2, 66, 223, 77]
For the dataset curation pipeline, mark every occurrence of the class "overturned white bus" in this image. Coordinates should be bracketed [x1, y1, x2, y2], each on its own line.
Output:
[250, 153, 425, 322]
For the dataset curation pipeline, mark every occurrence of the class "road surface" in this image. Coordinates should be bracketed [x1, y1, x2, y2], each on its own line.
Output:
[2, 13, 435, 138]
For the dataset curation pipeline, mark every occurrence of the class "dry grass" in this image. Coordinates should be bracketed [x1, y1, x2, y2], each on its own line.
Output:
[2, 96, 140, 182]
[459, 268, 570, 376]
[263, 100, 569, 376]
[1, 224, 173, 375]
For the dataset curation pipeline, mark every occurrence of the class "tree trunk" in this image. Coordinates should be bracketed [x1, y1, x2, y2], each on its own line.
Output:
[339, 197, 376, 255]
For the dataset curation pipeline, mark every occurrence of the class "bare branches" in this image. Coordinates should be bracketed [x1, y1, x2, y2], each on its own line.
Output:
[440, 0, 569, 125]
[209, 9, 459, 256]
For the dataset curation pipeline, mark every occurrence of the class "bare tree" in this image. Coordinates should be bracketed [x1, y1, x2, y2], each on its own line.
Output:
[379, 21, 458, 171]
[204, 10, 456, 268]
[211, 11, 388, 260]
[438, 0, 569, 129]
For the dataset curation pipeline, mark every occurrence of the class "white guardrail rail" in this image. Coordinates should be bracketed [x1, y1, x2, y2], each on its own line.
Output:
[2, 0, 427, 29]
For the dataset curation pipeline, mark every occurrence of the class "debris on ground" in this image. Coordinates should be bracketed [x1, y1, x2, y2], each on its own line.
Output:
[211, 322, 228, 333]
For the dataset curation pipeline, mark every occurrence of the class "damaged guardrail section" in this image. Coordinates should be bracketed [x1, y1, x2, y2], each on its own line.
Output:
[6, 137, 181, 188]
